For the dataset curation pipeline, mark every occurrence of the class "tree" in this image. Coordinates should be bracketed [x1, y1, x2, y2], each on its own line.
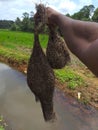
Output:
[92, 8, 98, 22]
[0, 20, 14, 29]
[71, 11, 83, 20]
[14, 17, 22, 31]
[10, 23, 19, 31]
[20, 12, 34, 32]
[10, 12, 35, 32]
[30, 11, 34, 18]
[28, 11, 34, 32]
[21, 12, 30, 32]
[15, 17, 21, 27]
[80, 5, 94, 18]
[71, 5, 95, 21]
[66, 13, 71, 17]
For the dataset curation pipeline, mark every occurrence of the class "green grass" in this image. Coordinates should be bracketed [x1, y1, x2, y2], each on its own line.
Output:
[0, 29, 48, 48]
[55, 66, 84, 89]
[0, 116, 5, 130]
[0, 29, 85, 89]
[0, 29, 48, 63]
[0, 126, 4, 130]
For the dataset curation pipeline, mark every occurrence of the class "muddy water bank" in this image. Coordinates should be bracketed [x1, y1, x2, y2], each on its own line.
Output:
[0, 56, 27, 73]
[0, 56, 98, 110]
[0, 63, 98, 130]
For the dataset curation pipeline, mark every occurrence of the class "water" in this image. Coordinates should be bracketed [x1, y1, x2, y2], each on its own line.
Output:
[0, 63, 98, 130]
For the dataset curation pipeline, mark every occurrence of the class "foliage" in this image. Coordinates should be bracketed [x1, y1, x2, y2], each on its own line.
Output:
[0, 29, 48, 47]
[10, 12, 35, 32]
[55, 67, 84, 89]
[0, 20, 14, 29]
[66, 13, 71, 17]
[10, 17, 22, 31]
[0, 4, 98, 32]
[0, 30, 84, 90]
[71, 5, 95, 21]
[0, 116, 5, 130]
[10, 11, 47, 33]
[92, 8, 98, 22]
[0, 126, 4, 130]
[0, 29, 48, 63]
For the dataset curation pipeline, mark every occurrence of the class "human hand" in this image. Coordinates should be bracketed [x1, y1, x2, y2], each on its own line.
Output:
[46, 7, 59, 26]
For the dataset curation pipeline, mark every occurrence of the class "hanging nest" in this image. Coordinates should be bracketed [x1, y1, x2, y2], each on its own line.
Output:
[27, 4, 56, 122]
[34, 4, 71, 69]
[27, 32, 56, 121]
[46, 26, 71, 69]
[34, 4, 46, 32]
[27, 3, 71, 121]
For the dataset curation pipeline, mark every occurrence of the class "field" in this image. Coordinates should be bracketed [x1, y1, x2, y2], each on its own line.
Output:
[0, 29, 98, 109]
[0, 29, 48, 63]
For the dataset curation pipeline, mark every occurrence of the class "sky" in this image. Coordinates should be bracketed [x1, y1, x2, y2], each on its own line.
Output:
[0, 0, 98, 20]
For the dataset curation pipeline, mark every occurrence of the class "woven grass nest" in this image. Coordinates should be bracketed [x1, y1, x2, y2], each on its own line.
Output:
[35, 4, 71, 69]
[27, 4, 56, 122]
[27, 3, 71, 122]
[27, 32, 56, 121]
[46, 26, 70, 69]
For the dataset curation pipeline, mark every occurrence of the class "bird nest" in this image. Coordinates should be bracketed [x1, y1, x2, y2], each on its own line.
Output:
[46, 26, 70, 69]
[27, 3, 71, 122]
[27, 4, 56, 122]
[35, 4, 71, 69]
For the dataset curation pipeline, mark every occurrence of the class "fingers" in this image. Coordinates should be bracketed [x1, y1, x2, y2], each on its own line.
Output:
[45, 7, 57, 27]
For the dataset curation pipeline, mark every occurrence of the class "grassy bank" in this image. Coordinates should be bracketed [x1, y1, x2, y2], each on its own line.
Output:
[0, 29, 48, 63]
[0, 29, 84, 88]
[0, 29, 98, 109]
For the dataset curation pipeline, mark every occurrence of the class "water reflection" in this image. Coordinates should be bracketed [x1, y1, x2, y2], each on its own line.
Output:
[0, 63, 98, 130]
